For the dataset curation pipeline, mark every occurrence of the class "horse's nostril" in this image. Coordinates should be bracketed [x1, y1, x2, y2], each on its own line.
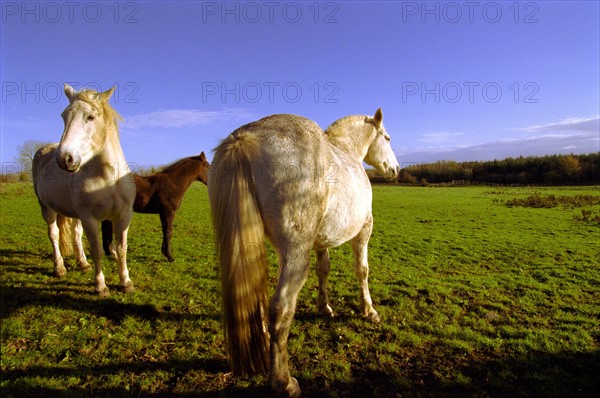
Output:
[59, 152, 80, 172]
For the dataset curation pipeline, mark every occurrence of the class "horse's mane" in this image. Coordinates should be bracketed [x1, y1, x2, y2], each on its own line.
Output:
[325, 115, 367, 137]
[74, 90, 123, 133]
[161, 155, 204, 173]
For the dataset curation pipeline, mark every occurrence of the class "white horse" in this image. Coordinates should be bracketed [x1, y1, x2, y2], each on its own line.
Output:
[208, 109, 400, 396]
[32, 84, 136, 297]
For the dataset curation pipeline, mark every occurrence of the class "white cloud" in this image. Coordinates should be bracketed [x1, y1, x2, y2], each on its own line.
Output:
[513, 115, 600, 134]
[397, 115, 600, 164]
[122, 108, 255, 131]
[419, 131, 465, 143]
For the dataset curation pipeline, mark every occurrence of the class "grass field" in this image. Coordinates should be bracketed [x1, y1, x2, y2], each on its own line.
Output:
[1, 182, 599, 397]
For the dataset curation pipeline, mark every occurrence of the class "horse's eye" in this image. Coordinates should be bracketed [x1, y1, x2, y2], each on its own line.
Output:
[87, 115, 95, 122]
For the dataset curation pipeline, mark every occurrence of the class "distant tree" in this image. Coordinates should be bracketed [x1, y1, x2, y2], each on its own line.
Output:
[398, 170, 417, 184]
[377, 153, 598, 185]
[15, 140, 50, 177]
[560, 155, 582, 180]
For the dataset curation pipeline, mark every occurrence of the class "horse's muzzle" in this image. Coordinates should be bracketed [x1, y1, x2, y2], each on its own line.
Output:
[387, 165, 400, 181]
[56, 151, 81, 173]
[382, 163, 400, 181]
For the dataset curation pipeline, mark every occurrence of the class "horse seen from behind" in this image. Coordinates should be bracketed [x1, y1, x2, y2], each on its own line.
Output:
[208, 108, 400, 396]
[32, 84, 136, 297]
[102, 152, 210, 262]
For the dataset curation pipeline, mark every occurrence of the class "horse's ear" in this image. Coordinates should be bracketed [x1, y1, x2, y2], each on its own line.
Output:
[96, 87, 116, 103]
[373, 108, 383, 127]
[64, 84, 77, 103]
[200, 151, 206, 160]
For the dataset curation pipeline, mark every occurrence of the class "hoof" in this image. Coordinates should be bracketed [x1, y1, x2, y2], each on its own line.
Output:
[78, 261, 92, 272]
[318, 304, 335, 318]
[120, 282, 135, 294]
[97, 286, 110, 298]
[285, 377, 301, 398]
[272, 377, 301, 398]
[163, 249, 175, 262]
[364, 309, 381, 324]
[54, 265, 67, 278]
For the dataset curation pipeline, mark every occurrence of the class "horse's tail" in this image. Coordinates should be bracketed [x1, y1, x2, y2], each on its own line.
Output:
[57, 215, 75, 257]
[208, 131, 270, 375]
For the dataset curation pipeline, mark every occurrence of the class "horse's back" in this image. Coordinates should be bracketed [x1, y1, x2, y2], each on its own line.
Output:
[214, 114, 331, 246]
[243, 114, 324, 153]
[32, 143, 59, 186]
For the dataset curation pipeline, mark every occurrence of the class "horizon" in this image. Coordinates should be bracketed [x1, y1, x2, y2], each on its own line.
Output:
[1, 1, 599, 171]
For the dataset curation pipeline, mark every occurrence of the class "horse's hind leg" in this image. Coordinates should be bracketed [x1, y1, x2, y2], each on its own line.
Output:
[73, 219, 91, 271]
[269, 246, 310, 398]
[160, 211, 175, 262]
[352, 215, 380, 323]
[316, 248, 334, 317]
[101, 220, 116, 257]
[114, 215, 134, 293]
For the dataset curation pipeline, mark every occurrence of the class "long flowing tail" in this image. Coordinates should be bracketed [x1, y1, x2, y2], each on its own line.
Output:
[57, 215, 75, 257]
[208, 131, 270, 375]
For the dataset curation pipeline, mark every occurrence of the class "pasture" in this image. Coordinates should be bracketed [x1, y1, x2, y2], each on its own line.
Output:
[1, 182, 599, 397]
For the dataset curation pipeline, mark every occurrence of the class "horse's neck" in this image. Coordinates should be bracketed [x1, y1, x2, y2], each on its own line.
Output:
[99, 125, 129, 177]
[165, 160, 199, 190]
[326, 129, 373, 164]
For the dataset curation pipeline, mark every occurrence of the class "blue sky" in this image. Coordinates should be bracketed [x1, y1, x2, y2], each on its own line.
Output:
[1, 1, 599, 170]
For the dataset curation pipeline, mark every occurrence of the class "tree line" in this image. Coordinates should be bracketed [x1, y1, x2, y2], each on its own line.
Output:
[5, 141, 599, 186]
[369, 153, 600, 185]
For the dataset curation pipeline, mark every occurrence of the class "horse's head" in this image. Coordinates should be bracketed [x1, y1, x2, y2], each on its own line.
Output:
[56, 84, 118, 172]
[197, 151, 211, 185]
[364, 108, 400, 180]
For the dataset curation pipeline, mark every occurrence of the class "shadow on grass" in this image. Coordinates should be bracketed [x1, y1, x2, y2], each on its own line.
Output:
[1, 350, 598, 397]
[0, 249, 48, 275]
[1, 247, 219, 323]
[0, 283, 218, 324]
[297, 349, 600, 398]
[0, 358, 266, 398]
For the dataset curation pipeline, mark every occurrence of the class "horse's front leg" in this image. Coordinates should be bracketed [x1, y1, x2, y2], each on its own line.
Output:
[114, 214, 134, 293]
[269, 247, 310, 398]
[316, 248, 334, 317]
[42, 210, 67, 278]
[81, 218, 109, 297]
[159, 211, 175, 262]
[351, 215, 380, 323]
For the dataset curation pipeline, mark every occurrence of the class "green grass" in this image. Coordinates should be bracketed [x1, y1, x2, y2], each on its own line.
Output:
[1, 182, 599, 397]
